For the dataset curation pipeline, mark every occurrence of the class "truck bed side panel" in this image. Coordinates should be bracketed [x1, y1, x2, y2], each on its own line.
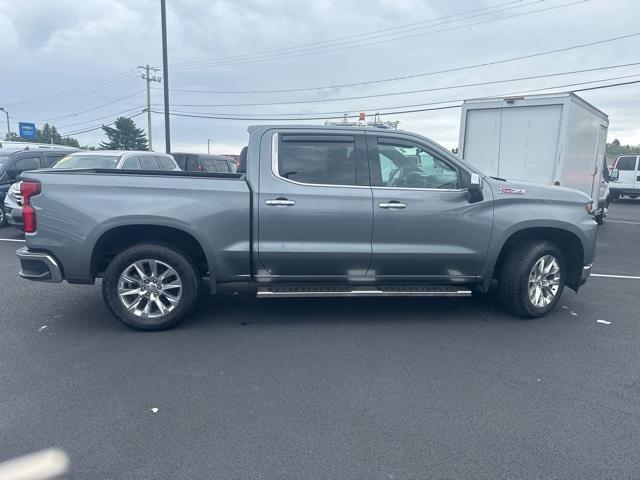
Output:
[23, 171, 250, 283]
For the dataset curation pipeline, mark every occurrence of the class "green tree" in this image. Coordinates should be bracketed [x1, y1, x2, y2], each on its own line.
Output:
[606, 138, 640, 156]
[99, 117, 148, 150]
[3, 123, 81, 148]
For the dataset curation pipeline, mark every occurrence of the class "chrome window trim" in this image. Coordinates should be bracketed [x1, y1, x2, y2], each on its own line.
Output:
[270, 132, 370, 190]
[372, 186, 467, 193]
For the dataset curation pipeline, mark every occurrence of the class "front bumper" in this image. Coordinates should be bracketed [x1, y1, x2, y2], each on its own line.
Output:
[16, 247, 63, 283]
[580, 263, 592, 286]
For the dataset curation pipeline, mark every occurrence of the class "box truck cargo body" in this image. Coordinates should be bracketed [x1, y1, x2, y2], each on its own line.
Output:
[458, 93, 609, 208]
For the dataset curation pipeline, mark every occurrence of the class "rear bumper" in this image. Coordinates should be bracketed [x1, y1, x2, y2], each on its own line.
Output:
[16, 247, 63, 283]
[580, 263, 592, 286]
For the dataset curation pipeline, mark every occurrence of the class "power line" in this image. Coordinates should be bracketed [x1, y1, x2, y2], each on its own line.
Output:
[148, 76, 640, 121]
[4, 70, 137, 107]
[55, 106, 146, 130]
[168, 31, 640, 95]
[157, 63, 640, 108]
[28, 90, 146, 123]
[172, 0, 588, 70]
[60, 111, 146, 137]
[171, 0, 538, 68]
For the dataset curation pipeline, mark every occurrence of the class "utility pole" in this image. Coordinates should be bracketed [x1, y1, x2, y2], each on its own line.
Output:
[137, 65, 161, 151]
[160, 0, 171, 153]
[0, 107, 10, 138]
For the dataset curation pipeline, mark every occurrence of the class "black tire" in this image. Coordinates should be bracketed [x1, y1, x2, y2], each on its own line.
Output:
[0, 206, 6, 227]
[497, 240, 566, 318]
[595, 202, 608, 225]
[102, 242, 200, 330]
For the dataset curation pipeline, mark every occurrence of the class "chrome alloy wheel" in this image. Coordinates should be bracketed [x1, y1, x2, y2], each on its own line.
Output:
[117, 259, 183, 319]
[528, 255, 561, 308]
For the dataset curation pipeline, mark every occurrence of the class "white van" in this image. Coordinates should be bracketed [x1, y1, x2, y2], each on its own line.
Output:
[610, 155, 640, 200]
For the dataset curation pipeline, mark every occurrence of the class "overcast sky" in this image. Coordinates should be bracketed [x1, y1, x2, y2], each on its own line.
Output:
[1, 0, 640, 154]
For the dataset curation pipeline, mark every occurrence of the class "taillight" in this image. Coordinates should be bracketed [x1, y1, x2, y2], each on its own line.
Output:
[20, 180, 41, 233]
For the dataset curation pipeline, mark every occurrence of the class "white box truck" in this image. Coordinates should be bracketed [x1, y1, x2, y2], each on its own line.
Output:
[458, 93, 611, 223]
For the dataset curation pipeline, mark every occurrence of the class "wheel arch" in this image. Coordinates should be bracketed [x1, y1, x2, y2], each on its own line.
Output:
[90, 223, 215, 288]
[489, 225, 586, 291]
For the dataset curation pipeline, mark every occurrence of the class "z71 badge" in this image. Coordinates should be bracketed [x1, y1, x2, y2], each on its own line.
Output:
[499, 187, 526, 195]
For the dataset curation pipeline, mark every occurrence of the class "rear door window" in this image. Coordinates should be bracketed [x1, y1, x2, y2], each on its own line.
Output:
[157, 156, 177, 170]
[278, 134, 356, 185]
[616, 156, 638, 170]
[140, 155, 161, 170]
[11, 156, 41, 177]
[186, 155, 201, 171]
[121, 156, 142, 170]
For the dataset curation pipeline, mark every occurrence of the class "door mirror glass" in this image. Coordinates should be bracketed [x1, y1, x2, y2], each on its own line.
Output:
[610, 169, 619, 181]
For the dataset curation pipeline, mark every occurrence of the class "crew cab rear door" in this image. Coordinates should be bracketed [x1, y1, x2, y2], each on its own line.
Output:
[366, 133, 493, 281]
[257, 130, 372, 279]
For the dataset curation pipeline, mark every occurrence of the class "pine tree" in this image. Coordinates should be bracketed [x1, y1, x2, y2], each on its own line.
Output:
[99, 117, 148, 150]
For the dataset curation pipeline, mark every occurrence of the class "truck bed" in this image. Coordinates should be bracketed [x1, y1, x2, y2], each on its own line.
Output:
[21, 168, 251, 285]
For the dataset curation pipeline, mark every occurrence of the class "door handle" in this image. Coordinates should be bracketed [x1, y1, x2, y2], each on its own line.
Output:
[265, 198, 295, 207]
[379, 201, 407, 209]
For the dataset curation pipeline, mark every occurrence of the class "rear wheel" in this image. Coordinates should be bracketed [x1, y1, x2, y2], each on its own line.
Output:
[0, 206, 6, 227]
[102, 243, 199, 330]
[497, 241, 566, 318]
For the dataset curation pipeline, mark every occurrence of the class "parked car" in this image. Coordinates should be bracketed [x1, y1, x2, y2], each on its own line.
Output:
[459, 93, 610, 223]
[172, 153, 238, 173]
[609, 154, 640, 199]
[0, 145, 74, 227]
[16, 125, 597, 331]
[51, 151, 180, 171]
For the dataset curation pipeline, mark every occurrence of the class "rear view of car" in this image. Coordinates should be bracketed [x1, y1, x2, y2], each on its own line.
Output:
[3, 181, 23, 227]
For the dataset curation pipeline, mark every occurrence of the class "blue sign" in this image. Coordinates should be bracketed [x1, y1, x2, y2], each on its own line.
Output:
[19, 122, 37, 139]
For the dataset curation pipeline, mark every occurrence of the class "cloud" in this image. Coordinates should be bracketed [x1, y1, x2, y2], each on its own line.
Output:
[3, 0, 640, 151]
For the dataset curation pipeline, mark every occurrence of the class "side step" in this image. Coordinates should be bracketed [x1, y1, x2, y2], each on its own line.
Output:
[257, 285, 472, 298]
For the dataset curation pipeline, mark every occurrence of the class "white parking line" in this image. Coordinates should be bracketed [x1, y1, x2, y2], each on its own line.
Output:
[0, 238, 24, 243]
[592, 273, 640, 280]
[607, 219, 640, 225]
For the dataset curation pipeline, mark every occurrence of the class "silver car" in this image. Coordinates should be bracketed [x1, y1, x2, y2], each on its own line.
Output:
[52, 150, 180, 171]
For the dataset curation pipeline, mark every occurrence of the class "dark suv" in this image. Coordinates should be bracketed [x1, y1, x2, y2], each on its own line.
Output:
[172, 153, 238, 173]
[0, 146, 75, 227]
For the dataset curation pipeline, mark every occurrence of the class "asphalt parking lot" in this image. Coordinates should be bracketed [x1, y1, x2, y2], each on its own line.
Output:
[1, 200, 639, 479]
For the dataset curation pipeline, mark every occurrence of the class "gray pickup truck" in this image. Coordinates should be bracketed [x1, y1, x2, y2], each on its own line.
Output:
[16, 125, 597, 330]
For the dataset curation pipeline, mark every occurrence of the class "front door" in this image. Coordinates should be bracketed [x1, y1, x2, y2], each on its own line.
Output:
[367, 134, 493, 282]
[257, 131, 372, 280]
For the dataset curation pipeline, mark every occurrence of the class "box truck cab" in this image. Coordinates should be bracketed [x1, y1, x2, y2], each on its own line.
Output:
[610, 155, 640, 199]
[458, 93, 610, 223]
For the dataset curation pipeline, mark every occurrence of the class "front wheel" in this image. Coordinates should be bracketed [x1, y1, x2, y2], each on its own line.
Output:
[0, 206, 6, 227]
[595, 202, 608, 225]
[102, 243, 200, 330]
[497, 241, 566, 318]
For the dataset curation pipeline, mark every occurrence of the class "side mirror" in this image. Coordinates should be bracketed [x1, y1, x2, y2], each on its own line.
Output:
[609, 169, 619, 182]
[467, 173, 483, 203]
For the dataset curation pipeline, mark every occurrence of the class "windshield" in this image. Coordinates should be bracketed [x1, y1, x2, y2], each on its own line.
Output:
[52, 154, 120, 169]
